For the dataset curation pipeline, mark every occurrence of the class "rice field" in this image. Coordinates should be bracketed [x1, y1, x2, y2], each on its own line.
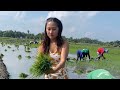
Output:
[67, 43, 120, 78]
[0, 37, 120, 79]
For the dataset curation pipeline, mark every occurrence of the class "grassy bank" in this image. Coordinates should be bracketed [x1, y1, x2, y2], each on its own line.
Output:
[69, 43, 120, 61]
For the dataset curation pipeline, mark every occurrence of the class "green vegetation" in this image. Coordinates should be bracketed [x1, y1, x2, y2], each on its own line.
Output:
[29, 44, 39, 48]
[0, 30, 119, 47]
[25, 46, 31, 53]
[18, 55, 22, 60]
[26, 56, 31, 59]
[12, 50, 15, 52]
[67, 43, 120, 78]
[29, 53, 52, 77]
[69, 43, 120, 61]
[0, 30, 44, 41]
[0, 37, 40, 49]
[0, 31, 120, 78]
[7, 46, 11, 48]
[0, 53, 4, 60]
[0, 37, 31, 45]
[4, 49, 7, 52]
[19, 73, 28, 79]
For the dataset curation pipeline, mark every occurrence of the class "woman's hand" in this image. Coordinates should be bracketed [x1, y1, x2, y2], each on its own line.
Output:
[45, 68, 56, 74]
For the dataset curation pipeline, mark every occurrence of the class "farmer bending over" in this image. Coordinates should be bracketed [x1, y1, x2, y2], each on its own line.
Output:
[81, 49, 91, 60]
[96, 47, 108, 60]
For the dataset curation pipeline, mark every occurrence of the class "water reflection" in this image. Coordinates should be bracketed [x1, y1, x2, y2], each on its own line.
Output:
[1, 45, 36, 79]
[0, 44, 82, 79]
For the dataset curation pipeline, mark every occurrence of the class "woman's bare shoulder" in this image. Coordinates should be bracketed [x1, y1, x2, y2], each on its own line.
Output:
[62, 40, 69, 48]
[38, 42, 44, 54]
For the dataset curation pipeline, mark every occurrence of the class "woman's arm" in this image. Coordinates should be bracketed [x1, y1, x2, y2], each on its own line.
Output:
[37, 44, 44, 54]
[52, 40, 69, 72]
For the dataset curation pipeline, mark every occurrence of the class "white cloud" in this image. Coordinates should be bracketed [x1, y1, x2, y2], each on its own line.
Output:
[69, 27, 76, 33]
[0, 11, 18, 21]
[47, 11, 100, 24]
[84, 32, 95, 39]
[87, 11, 100, 17]
[26, 17, 46, 34]
[79, 11, 100, 18]
[0, 11, 26, 22]
[46, 11, 101, 39]
[0, 11, 104, 40]
[47, 11, 74, 20]
[0, 11, 47, 35]
[0, 11, 119, 41]
[14, 11, 26, 20]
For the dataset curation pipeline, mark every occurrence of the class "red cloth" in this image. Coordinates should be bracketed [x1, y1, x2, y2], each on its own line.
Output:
[97, 48, 104, 54]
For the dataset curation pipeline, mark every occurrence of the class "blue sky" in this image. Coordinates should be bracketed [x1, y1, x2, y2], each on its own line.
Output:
[0, 11, 120, 42]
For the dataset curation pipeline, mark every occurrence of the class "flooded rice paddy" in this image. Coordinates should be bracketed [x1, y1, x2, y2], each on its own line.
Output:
[0, 44, 86, 79]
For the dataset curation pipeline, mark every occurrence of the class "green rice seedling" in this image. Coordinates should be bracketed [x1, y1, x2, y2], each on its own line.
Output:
[26, 56, 31, 59]
[29, 53, 52, 77]
[18, 55, 22, 60]
[8, 46, 11, 48]
[0, 53, 4, 60]
[73, 61, 93, 74]
[19, 73, 28, 79]
[1, 42, 4, 47]
[12, 50, 15, 52]
[29, 44, 39, 48]
[25, 50, 31, 53]
[26, 47, 30, 51]
[15, 44, 19, 50]
[25, 46, 31, 53]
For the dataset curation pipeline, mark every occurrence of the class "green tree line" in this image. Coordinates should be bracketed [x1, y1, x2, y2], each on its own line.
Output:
[0, 30, 44, 40]
[0, 30, 119, 46]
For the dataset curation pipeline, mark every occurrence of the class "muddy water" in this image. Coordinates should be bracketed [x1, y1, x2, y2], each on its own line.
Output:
[1, 44, 119, 79]
[0, 44, 85, 79]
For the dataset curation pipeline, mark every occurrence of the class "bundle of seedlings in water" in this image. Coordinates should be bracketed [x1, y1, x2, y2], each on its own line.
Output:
[29, 53, 52, 77]
[0, 53, 4, 60]
[18, 55, 22, 60]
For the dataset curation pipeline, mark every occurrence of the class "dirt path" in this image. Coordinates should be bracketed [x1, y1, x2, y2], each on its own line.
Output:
[0, 59, 9, 79]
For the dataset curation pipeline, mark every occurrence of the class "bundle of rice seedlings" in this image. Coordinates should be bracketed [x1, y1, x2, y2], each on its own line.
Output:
[29, 53, 52, 77]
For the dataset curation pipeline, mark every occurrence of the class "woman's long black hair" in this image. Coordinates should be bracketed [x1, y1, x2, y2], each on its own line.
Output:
[42, 17, 64, 54]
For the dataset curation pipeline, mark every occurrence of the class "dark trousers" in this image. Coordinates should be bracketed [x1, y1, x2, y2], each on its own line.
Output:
[77, 54, 82, 61]
[82, 52, 90, 59]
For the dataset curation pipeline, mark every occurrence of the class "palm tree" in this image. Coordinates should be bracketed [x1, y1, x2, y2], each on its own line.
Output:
[27, 30, 30, 39]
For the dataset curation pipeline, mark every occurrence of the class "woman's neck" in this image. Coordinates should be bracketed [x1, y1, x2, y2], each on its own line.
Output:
[50, 39, 57, 44]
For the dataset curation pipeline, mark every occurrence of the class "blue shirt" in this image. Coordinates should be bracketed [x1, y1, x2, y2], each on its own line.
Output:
[77, 50, 83, 57]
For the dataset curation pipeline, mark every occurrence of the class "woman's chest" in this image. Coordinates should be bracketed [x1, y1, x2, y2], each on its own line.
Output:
[50, 52, 61, 61]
